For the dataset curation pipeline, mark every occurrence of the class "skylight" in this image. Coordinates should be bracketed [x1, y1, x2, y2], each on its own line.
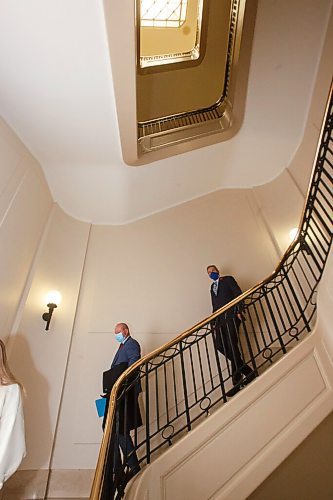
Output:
[138, 0, 203, 69]
[141, 0, 188, 28]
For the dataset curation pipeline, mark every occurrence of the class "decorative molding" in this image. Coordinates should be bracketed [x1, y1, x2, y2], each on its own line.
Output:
[128, 332, 333, 499]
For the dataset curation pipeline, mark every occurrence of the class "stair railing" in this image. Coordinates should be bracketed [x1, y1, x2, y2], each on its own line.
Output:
[90, 83, 333, 500]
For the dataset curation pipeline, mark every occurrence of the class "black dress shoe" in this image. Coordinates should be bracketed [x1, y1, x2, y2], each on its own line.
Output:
[243, 370, 257, 386]
[226, 385, 241, 397]
[127, 465, 141, 481]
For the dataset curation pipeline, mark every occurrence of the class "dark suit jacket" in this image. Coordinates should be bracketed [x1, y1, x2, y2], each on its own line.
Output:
[210, 275, 244, 318]
[111, 336, 141, 370]
[102, 336, 142, 432]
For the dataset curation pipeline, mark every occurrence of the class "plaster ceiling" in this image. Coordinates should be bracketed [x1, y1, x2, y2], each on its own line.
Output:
[0, 0, 331, 224]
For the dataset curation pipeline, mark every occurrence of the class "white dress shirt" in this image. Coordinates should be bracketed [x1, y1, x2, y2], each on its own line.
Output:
[0, 383, 26, 489]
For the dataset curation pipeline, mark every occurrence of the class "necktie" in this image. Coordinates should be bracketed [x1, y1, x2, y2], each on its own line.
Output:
[213, 281, 218, 295]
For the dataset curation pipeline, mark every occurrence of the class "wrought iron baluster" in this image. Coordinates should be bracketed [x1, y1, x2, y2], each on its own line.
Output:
[282, 267, 311, 333]
[189, 347, 198, 403]
[309, 213, 330, 248]
[308, 223, 327, 257]
[311, 206, 331, 239]
[240, 311, 258, 375]
[275, 281, 294, 329]
[196, 339, 206, 395]
[280, 276, 299, 323]
[258, 295, 274, 344]
[317, 185, 333, 212]
[171, 357, 179, 418]
[289, 266, 310, 304]
[305, 229, 325, 265]
[315, 192, 332, 224]
[295, 254, 313, 291]
[245, 301, 262, 353]
[179, 340, 192, 432]
[322, 164, 333, 184]
[163, 362, 170, 424]
[204, 334, 214, 391]
[154, 368, 160, 431]
[270, 287, 288, 333]
[263, 290, 287, 354]
[112, 407, 123, 499]
[299, 240, 320, 282]
[123, 393, 129, 471]
[145, 363, 151, 464]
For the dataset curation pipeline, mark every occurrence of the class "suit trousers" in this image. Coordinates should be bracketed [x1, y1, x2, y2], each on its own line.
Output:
[115, 433, 140, 471]
[214, 316, 252, 384]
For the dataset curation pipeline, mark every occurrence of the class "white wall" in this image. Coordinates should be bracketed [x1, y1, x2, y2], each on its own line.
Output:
[1, 0, 331, 223]
[50, 187, 278, 472]
[0, 117, 52, 340]
[0, 5, 332, 498]
[2, 70, 330, 498]
[253, 170, 305, 256]
[7, 205, 90, 471]
[48, 168, 319, 479]
[0, 115, 91, 481]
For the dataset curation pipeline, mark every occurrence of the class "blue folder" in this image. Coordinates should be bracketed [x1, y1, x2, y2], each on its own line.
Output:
[95, 397, 106, 417]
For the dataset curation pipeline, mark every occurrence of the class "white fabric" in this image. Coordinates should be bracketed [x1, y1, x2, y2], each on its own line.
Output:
[0, 384, 26, 489]
[213, 279, 219, 295]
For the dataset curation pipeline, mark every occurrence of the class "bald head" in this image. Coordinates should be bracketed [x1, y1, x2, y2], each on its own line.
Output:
[114, 322, 130, 340]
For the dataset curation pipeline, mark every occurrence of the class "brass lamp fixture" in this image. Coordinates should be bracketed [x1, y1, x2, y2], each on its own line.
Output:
[42, 291, 62, 331]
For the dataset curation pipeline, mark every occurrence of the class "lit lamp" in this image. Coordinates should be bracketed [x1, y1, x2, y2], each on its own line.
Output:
[42, 291, 62, 331]
[289, 227, 298, 242]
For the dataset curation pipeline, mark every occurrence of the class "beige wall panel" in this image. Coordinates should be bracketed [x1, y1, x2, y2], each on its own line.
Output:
[128, 332, 333, 500]
[0, 118, 53, 339]
[164, 355, 326, 500]
[288, 8, 333, 196]
[247, 249, 333, 500]
[253, 170, 305, 256]
[50, 187, 278, 469]
[6, 205, 90, 479]
[248, 411, 333, 500]
[0, 135, 22, 197]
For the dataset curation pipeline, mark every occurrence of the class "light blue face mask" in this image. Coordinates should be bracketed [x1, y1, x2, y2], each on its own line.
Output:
[115, 332, 125, 343]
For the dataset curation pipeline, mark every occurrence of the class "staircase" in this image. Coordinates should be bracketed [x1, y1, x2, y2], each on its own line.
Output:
[90, 83, 333, 500]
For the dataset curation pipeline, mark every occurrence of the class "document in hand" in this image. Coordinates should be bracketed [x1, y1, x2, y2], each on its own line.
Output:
[95, 397, 106, 417]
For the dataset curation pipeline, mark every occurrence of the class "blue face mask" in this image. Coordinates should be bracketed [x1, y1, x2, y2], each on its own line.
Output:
[115, 332, 125, 343]
[209, 272, 219, 281]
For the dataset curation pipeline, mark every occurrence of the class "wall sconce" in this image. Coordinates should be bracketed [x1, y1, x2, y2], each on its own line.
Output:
[42, 291, 62, 331]
[289, 227, 298, 242]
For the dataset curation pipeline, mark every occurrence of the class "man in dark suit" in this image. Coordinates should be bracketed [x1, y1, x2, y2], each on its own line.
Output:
[207, 265, 255, 396]
[102, 323, 142, 484]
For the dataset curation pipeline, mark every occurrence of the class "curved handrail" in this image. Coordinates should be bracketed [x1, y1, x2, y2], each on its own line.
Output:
[91, 81, 333, 499]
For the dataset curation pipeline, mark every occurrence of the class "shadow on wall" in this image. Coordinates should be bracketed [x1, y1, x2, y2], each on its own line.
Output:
[3, 334, 52, 499]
